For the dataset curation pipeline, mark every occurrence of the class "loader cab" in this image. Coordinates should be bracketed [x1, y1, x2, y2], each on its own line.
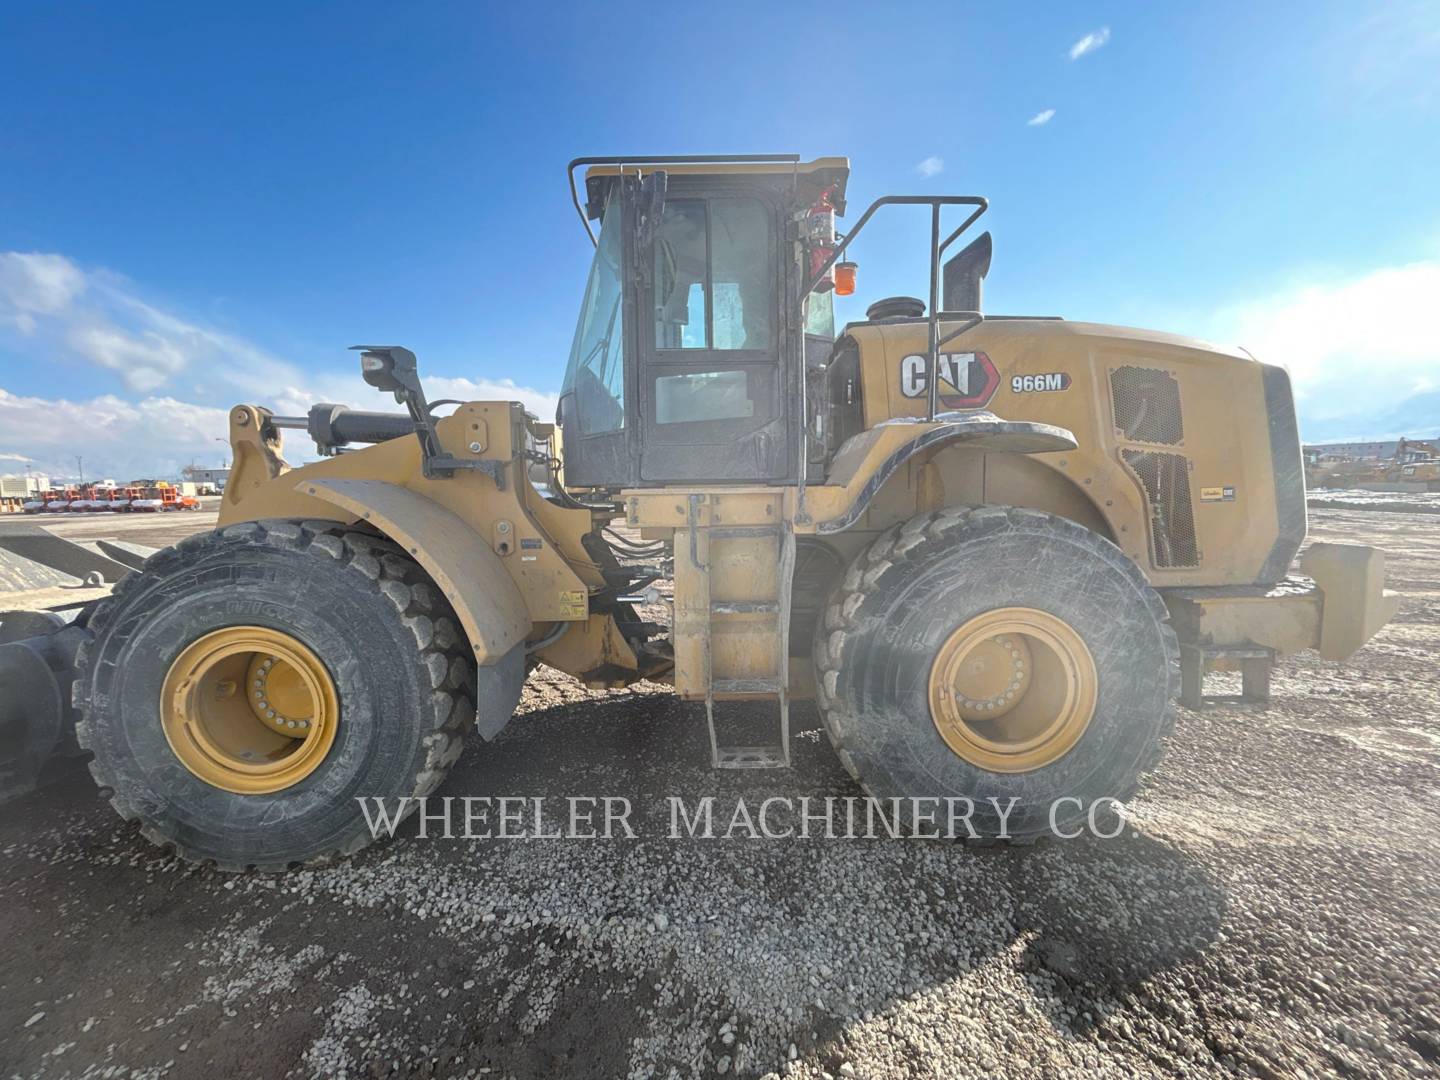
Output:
[558, 157, 848, 489]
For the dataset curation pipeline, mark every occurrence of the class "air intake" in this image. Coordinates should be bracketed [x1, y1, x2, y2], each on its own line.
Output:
[865, 296, 926, 321]
[1110, 366, 1184, 445]
[1122, 449, 1199, 568]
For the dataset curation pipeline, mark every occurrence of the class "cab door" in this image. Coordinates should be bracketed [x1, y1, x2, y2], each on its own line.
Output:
[638, 191, 790, 483]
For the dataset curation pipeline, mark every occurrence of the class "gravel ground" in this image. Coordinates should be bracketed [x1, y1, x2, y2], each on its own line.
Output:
[1, 507, 1436, 1078]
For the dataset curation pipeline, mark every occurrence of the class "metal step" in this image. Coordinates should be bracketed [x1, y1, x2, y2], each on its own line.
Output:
[711, 677, 783, 694]
[710, 600, 779, 615]
[704, 695, 791, 769]
[708, 525, 779, 539]
[713, 745, 789, 769]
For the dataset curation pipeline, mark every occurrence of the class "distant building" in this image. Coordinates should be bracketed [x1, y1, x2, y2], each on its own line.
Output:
[0, 475, 52, 497]
[183, 466, 230, 490]
[1304, 440, 1410, 462]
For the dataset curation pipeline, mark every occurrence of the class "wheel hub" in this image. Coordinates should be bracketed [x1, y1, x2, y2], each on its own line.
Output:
[246, 653, 317, 735]
[929, 607, 1097, 773]
[161, 626, 338, 794]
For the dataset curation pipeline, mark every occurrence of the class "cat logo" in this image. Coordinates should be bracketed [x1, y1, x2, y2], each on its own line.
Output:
[898, 351, 1000, 410]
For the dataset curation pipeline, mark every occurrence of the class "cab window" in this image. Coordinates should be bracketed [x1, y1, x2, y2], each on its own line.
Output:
[654, 197, 773, 352]
[560, 195, 625, 434]
[804, 289, 835, 338]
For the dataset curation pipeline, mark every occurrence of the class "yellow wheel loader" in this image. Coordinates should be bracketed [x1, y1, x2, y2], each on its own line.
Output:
[0, 154, 1399, 868]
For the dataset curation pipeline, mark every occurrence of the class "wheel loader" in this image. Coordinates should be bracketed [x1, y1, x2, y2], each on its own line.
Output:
[0, 154, 1400, 868]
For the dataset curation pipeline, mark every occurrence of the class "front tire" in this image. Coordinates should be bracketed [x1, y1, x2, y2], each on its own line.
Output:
[75, 519, 483, 870]
[813, 506, 1178, 840]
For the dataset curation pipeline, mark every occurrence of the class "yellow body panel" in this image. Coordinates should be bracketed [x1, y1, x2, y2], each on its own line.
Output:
[845, 318, 1287, 586]
[221, 401, 611, 669]
[1301, 543, 1401, 661]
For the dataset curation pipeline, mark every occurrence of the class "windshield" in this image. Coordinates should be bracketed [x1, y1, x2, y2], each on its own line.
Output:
[560, 195, 625, 434]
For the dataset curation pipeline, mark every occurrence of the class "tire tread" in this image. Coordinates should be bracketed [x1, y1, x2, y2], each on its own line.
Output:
[811, 506, 1180, 833]
[74, 518, 475, 872]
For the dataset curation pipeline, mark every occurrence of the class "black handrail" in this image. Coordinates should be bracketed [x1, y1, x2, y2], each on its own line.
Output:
[801, 194, 989, 423]
[566, 154, 802, 246]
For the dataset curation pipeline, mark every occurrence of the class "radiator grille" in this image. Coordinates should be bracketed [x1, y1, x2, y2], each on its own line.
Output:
[1122, 449, 1199, 568]
[1111, 366, 1184, 445]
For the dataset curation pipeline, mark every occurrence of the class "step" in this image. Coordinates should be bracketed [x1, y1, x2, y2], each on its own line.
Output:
[711, 677, 783, 694]
[713, 745, 790, 770]
[708, 526, 780, 539]
[709, 600, 779, 615]
[704, 695, 792, 769]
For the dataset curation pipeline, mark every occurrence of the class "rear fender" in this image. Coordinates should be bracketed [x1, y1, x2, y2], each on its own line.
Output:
[812, 412, 1078, 534]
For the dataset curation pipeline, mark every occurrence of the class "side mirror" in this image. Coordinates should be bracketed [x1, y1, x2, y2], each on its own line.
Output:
[633, 169, 668, 248]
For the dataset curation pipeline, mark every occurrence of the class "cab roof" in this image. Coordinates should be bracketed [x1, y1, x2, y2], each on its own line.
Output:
[573, 155, 850, 224]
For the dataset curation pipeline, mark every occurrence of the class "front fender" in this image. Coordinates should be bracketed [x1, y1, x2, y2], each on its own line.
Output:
[812, 412, 1078, 534]
[299, 477, 531, 665]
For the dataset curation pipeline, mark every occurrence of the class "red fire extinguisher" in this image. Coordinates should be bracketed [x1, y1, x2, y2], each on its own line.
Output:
[804, 185, 838, 292]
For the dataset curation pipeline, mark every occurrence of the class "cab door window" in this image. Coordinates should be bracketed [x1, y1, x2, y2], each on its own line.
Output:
[654, 198, 773, 353]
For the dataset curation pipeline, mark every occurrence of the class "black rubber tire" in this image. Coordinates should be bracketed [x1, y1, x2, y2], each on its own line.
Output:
[813, 506, 1179, 841]
[74, 519, 478, 871]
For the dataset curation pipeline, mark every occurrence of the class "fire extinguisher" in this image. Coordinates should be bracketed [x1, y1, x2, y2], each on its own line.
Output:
[803, 185, 838, 292]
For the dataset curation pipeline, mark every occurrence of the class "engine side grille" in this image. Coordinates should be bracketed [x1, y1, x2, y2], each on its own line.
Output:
[1122, 449, 1199, 568]
[1111, 366, 1184, 445]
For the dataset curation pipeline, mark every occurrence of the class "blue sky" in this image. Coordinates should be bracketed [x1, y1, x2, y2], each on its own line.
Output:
[2, 1, 1437, 479]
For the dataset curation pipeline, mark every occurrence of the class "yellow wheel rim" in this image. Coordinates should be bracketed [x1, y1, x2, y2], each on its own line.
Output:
[160, 626, 339, 794]
[929, 607, 1097, 773]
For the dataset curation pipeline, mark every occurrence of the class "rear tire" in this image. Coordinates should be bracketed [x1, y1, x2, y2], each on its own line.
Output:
[75, 519, 488, 870]
[813, 506, 1178, 841]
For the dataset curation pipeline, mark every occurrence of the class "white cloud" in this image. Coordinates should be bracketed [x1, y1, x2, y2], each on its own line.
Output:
[916, 156, 944, 178]
[0, 251, 562, 476]
[0, 253, 87, 336]
[0, 376, 561, 482]
[1069, 27, 1111, 60]
[0, 387, 232, 481]
[0, 251, 302, 394]
[1213, 260, 1440, 434]
[1027, 109, 1056, 126]
[425, 375, 559, 420]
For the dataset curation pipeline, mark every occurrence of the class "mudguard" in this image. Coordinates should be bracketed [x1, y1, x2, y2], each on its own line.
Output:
[815, 412, 1078, 534]
[299, 478, 531, 665]
[301, 478, 530, 740]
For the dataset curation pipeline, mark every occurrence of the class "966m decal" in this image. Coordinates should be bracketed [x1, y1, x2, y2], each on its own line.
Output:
[1011, 372, 1072, 393]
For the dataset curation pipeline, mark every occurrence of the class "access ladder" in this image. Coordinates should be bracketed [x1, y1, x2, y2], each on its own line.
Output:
[670, 492, 797, 768]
